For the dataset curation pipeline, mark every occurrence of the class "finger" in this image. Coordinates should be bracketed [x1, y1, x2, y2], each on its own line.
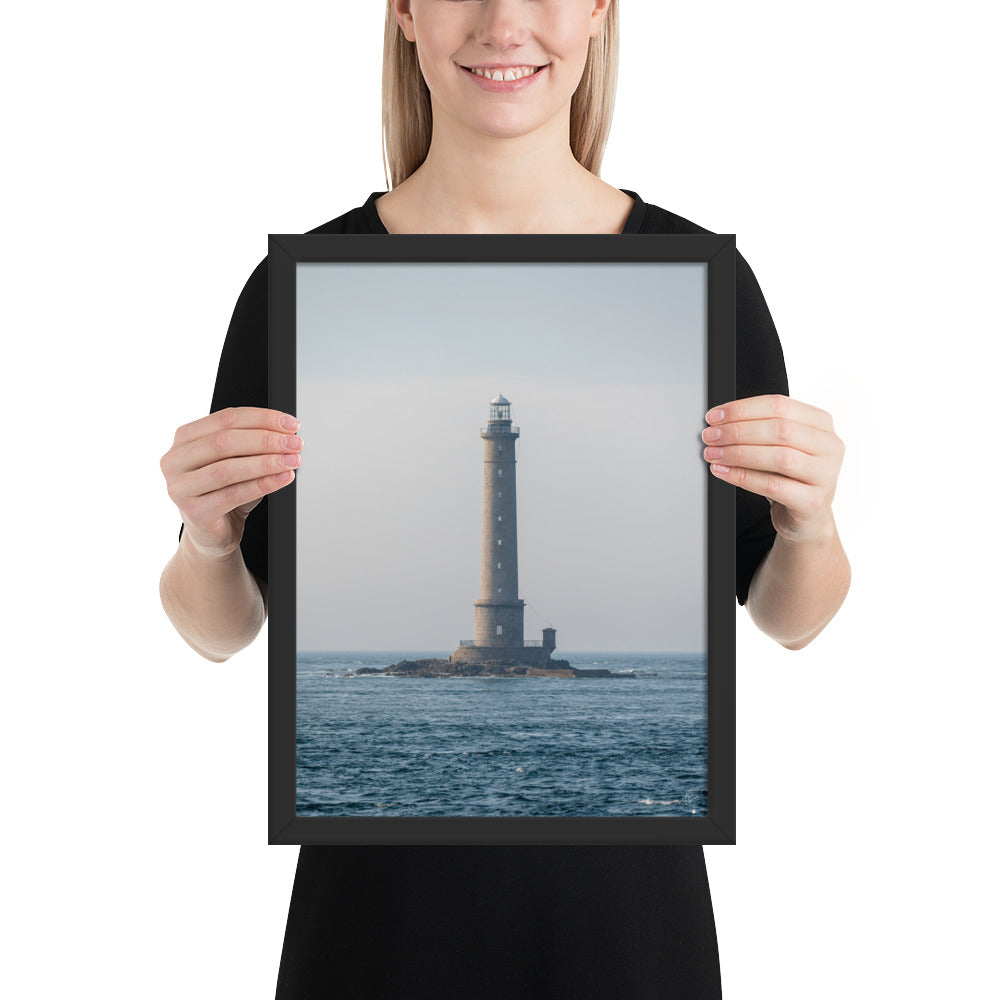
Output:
[171, 450, 303, 504]
[702, 443, 825, 486]
[187, 469, 298, 527]
[170, 427, 303, 478]
[701, 418, 837, 458]
[708, 462, 814, 510]
[706, 395, 834, 433]
[172, 406, 299, 448]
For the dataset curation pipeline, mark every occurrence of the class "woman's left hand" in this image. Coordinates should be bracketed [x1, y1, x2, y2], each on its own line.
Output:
[702, 394, 845, 546]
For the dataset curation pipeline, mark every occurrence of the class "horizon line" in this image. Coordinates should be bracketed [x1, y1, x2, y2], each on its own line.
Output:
[296, 648, 706, 656]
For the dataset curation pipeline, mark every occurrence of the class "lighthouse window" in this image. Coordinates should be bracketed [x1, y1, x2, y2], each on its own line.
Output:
[498, 515, 502, 522]
[497, 468, 503, 477]
[497, 562, 501, 569]
[498, 587, 502, 594]
[498, 492, 502, 498]
[496, 625, 503, 636]
[498, 444, 502, 452]
[497, 539, 502, 546]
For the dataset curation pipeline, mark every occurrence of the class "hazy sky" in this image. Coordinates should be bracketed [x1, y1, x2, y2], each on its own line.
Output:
[296, 261, 707, 652]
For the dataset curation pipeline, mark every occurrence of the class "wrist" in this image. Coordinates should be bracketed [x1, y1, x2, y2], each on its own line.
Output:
[179, 525, 245, 566]
[774, 509, 839, 549]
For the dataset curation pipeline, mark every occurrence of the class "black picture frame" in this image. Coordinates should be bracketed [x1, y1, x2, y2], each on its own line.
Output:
[268, 234, 735, 845]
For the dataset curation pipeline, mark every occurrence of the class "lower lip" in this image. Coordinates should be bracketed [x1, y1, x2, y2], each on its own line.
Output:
[461, 64, 547, 92]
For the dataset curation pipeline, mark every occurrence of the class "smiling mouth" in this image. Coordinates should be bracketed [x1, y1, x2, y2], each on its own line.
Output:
[461, 65, 547, 82]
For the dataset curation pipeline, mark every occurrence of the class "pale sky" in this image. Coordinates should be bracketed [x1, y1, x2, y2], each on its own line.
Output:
[295, 260, 707, 652]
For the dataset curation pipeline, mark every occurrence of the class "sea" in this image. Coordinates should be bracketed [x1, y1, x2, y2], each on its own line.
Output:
[296, 651, 707, 818]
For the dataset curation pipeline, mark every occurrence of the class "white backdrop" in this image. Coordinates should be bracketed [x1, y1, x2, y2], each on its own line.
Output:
[4, 2, 997, 996]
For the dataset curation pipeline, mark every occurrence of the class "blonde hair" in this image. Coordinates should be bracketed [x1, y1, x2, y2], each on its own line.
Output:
[381, 1, 620, 190]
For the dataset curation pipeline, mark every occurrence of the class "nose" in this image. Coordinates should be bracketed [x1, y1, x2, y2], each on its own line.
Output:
[475, 0, 531, 50]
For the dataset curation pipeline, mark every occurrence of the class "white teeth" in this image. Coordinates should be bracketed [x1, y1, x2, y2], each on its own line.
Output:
[471, 66, 539, 81]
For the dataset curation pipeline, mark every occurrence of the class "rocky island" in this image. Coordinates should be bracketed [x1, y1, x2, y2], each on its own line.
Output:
[348, 657, 635, 679]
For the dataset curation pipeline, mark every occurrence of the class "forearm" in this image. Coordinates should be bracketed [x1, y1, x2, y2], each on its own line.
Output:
[745, 517, 851, 650]
[159, 530, 266, 662]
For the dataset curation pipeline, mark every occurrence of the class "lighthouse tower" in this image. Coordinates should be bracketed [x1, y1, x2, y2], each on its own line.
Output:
[450, 395, 556, 667]
[474, 394, 525, 646]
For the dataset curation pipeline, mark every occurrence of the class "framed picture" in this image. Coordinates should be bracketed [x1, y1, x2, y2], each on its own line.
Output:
[268, 234, 735, 845]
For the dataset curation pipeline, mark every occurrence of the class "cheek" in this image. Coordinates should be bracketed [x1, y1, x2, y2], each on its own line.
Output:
[413, 41, 455, 91]
[542, 7, 597, 64]
[549, 2, 597, 36]
[412, 15, 466, 68]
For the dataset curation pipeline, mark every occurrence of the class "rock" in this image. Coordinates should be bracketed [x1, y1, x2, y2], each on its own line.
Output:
[372, 658, 635, 679]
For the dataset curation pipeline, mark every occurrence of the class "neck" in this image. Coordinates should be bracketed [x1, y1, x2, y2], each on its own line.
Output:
[399, 103, 596, 233]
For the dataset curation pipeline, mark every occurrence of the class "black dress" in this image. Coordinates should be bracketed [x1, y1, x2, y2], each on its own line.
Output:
[205, 190, 788, 1000]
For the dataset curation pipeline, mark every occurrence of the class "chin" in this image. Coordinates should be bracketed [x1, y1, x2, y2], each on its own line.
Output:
[463, 107, 553, 141]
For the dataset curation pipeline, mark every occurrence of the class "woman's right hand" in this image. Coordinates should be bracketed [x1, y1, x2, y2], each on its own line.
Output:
[160, 406, 303, 560]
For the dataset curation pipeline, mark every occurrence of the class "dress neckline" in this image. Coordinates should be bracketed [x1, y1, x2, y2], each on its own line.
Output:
[362, 189, 647, 235]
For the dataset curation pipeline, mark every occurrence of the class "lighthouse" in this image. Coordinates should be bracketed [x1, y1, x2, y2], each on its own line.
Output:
[450, 395, 557, 667]
[474, 394, 525, 646]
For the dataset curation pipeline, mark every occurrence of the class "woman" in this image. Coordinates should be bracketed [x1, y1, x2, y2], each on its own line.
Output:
[160, 2, 850, 996]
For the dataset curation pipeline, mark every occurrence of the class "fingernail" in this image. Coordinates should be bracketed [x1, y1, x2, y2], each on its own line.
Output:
[704, 447, 724, 461]
[706, 408, 725, 422]
[280, 414, 300, 431]
[703, 426, 722, 442]
[282, 435, 303, 450]
[281, 453, 301, 467]
[711, 463, 731, 475]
